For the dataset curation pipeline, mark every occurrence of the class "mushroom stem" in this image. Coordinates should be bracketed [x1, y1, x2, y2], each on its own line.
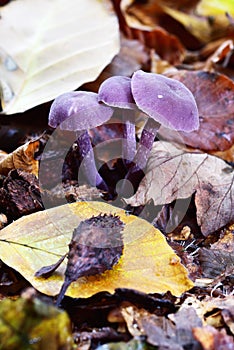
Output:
[76, 130, 109, 192]
[122, 109, 136, 166]
[121, 118, 160, 195]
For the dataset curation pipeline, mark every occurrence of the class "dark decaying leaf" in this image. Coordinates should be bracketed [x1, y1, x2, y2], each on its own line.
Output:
[0, 169, 43, 220]
[56, 214, 125, 306]
[163, 70, 234, 151]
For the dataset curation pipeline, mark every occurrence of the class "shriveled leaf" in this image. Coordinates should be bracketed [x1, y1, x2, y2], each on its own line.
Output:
[0, 0, 119, 114]
[0, 294, 73, 349]
[0, 140, 39, 176]
[56, 214, 125, 306]
[126, 142, 234, 235]
[162, 70, 234, 151]
[0, 201, 193, 298]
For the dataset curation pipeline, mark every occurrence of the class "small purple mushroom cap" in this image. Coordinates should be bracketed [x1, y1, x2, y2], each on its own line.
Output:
[98, 76, 135, 109]
[49, 91, 113, 131]
[48, 91, 113, 193]
[131, 70, 199, 132]
[98, 76, 138, 165]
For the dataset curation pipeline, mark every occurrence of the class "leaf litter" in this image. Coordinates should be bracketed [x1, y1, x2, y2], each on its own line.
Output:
[0, 0, 233, 349]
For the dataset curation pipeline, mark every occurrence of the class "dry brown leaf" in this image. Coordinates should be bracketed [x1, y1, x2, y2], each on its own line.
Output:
[0, 140, 39, 177]
[0, 201, 193, 298]
[126, 141, 234, 236]
[162, 70, 234, 152]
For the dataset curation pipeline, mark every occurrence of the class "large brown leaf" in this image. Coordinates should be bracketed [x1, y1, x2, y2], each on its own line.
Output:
[126, 142, 234, 236]
[161, 70, 234, 151]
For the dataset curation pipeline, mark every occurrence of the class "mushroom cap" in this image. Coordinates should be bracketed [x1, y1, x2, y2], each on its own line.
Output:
[131, 70, 199, 132]
[98, 76, 135, 109]
[48, 91, 113, 131]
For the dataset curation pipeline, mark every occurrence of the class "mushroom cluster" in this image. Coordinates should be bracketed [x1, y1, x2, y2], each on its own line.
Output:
[48, 70, 199, 196]
[98, 70, 199, 193]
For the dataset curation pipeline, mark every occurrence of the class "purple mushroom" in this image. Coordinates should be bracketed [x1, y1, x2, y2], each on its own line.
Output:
[98, 76, 137, 165]
[48, 91, 113, 191]
[123, 70, 200, 193]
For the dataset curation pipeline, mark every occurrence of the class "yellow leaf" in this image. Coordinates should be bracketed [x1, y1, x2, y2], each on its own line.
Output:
[197, 0, 234, 16]
[0, 0, 119, 114]
[0, 201, 193, 298]
[0, 140, 39, 177]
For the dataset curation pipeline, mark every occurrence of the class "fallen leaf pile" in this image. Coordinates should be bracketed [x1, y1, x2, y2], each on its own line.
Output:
[0, 0, 233, 349]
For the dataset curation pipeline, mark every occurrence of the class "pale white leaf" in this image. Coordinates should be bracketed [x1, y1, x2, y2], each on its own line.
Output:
[0, 0, 120, 114]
